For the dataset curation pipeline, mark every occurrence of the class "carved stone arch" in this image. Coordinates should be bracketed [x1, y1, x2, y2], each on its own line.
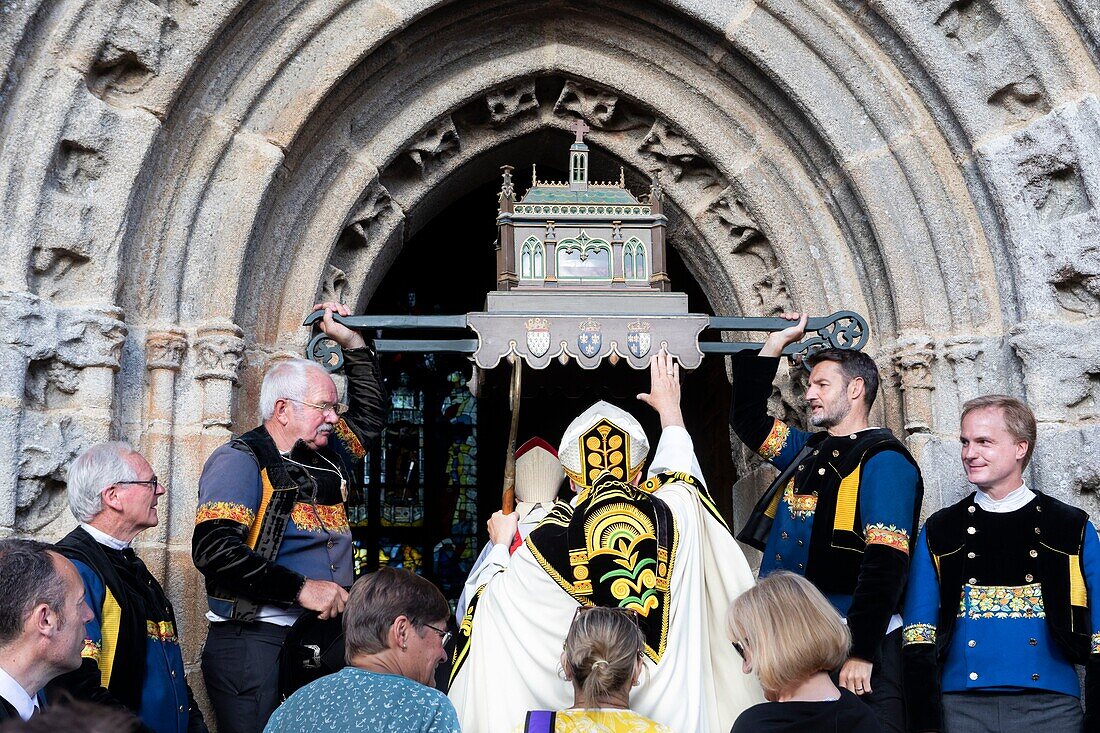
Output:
[3, 0, 1100, 690]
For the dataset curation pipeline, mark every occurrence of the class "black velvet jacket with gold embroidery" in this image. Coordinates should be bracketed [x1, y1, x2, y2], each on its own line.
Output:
[729, 353, 923, 662]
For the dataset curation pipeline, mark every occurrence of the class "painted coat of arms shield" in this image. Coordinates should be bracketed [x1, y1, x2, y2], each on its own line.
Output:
[627, 320, 652, 358]
[525, 318, 551, 357]
[577, 319, 602, 358]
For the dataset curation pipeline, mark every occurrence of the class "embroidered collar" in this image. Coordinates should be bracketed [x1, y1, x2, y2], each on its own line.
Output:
[80, 523, 131, 550]
[974, 483, 1034, 514]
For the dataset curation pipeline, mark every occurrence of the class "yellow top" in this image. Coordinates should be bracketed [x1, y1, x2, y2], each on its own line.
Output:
[515, 708, 676, 733]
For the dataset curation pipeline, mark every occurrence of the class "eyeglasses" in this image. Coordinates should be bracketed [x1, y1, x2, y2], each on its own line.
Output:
[285, 398, 348, 416]
[422, 622, 453, 647]
[111, 476, 161, 490]
[731, 639, 747, 660]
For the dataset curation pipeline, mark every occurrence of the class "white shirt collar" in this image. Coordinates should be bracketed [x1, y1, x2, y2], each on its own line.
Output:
[0, 664, 39, 721]
[80, 522, 131, 550]
[974, 483, 1035, 514]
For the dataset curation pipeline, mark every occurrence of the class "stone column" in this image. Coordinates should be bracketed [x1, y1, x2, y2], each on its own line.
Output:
[142, 328, 187, 578]
[194, 321, 245, 433]
[56, 305, 128, 446]
[892, 335, 935, 435]
[943, 335, 985, 401]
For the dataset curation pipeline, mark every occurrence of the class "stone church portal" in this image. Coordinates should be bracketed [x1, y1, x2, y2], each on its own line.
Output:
[2, 0, 1099, 712]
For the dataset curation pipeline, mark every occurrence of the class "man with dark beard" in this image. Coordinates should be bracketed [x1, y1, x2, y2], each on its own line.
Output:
[730, 312, 923, 733]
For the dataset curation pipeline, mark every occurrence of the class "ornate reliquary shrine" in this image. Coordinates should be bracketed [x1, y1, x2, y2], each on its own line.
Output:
[468, 120, 708, 370]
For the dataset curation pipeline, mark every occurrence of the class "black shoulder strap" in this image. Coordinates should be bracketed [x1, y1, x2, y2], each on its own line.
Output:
[226, 428, 303, 621]
[736, 434, 824, 551]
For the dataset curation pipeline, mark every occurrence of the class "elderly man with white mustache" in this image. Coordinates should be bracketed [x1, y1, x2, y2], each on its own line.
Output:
[192, 302, 386, 733]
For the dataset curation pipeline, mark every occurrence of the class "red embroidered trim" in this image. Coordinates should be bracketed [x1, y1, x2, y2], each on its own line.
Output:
[865, 523, 910, 554]
[195, 501, 255, 526]
[757, 419, 791, 460]
[291, 502, 350, 533]
[333, 419, 366, 459]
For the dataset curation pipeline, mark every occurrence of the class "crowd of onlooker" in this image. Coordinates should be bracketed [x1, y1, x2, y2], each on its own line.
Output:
[0, 305, 1096, 733]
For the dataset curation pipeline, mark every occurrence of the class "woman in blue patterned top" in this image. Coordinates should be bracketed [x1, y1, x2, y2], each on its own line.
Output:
[264, 567, 459, 733]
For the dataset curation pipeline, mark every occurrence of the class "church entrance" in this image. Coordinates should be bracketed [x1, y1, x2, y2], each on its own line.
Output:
[348, 141, 736, 609]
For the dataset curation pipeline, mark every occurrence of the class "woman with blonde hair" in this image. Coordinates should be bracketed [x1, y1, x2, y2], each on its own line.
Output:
[518, 606, 673, 732]
[726, 571, 881, 733]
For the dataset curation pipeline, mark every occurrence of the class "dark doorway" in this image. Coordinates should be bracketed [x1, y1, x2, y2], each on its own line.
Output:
[353, 160, 735, 608]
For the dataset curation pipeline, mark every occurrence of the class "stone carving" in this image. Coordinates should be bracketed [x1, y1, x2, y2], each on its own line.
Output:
[319, 264, 349, 305]
[406, 117, 460, 172]
[943, 335, 986, 394]
[32, 242, 92, 296]
[703, 187, 792, 315]
[23, 361, 81, 410]
[146, 329, 187, 371]
[345, 182, 393, 246]
[87, 0, 172, 101]
[0, 291, 59, 361]
[16, 414, 83, 532]
[988, 75, 1049, 124]
[56, 307, 128, 371]
[10, 304, 126, 411]
[771, 366, 810, 431]
[3, 296, 126, 411]
[1021, 162, 1091, 224]
[753, 269, 791, 316]
[1031, 425, 1100, 506]
[892, 336, 936, 434]
[638, 119, 719, 186]
[487, 82, 538, 126]
[554, 80, 650, 131]
[195, 321, 245, 382]
[1010, 320, 1100, 420]
[55, 140, 107, 196]
[708, 189, 765, 252]
[936, 0, 1002, 52]
[1050, 259, 1100, 317]
[31, 188, 94, 299]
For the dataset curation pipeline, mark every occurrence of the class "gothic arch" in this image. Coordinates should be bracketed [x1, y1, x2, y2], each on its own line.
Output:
[2, 0, 1100, 667]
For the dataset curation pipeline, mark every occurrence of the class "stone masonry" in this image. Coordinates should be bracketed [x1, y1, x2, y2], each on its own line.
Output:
[2, 0, 1099, 719]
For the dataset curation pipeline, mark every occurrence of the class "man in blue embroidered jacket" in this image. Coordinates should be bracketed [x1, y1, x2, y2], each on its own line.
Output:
[729, 312, 923, 733]
[49, 442, 206, 733]
[192, 301, 386, 733]
[902, 395, 1100, 732]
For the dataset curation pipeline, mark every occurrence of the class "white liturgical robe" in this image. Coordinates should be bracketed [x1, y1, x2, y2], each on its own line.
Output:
[448, 425, 763, 733]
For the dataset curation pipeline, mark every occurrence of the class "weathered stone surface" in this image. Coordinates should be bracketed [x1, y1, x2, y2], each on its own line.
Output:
[1, 0, 1099, 719]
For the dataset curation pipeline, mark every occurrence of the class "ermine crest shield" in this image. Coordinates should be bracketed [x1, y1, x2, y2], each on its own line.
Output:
[525, 317, 551, 357]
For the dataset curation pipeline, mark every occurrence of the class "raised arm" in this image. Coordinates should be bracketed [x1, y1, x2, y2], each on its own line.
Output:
[728, 314, 812, 472]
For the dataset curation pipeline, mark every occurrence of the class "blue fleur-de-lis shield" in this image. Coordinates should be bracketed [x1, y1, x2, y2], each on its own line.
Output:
[578, 324, 602, 358]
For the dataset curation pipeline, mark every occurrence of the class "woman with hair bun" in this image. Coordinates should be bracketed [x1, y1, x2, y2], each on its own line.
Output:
[726, 571, 882, 733]
[518, 607, 673, 732]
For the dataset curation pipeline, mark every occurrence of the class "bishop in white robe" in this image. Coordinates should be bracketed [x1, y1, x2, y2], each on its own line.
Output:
[449, 351, 763, 733]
